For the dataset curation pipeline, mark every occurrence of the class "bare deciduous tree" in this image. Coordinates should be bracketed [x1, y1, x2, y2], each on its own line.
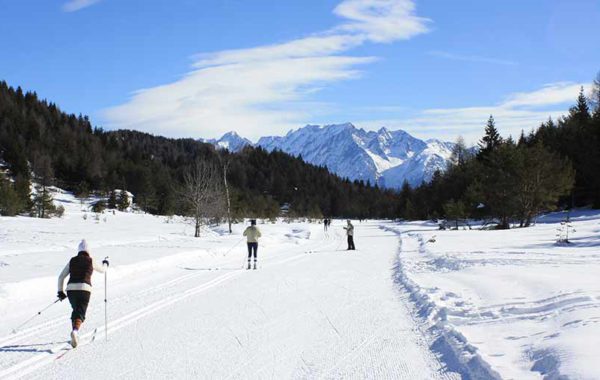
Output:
[180, 160, 224, 237]
[223, 160, 232, 233]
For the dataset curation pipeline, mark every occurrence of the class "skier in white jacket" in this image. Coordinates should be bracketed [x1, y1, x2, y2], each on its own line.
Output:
[343, 220, 356, 250]
[243, 219, 262, 270]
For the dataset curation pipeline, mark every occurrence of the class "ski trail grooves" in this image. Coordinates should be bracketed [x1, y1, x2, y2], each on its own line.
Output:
[0, 270, 202, 349]
[2, 223, 456, 379]
[0, 254, 309, 380]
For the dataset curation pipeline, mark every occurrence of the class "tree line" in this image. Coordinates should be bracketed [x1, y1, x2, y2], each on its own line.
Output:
[0, 80, 398, 220]
[1, 74, 598, 227]
[397, 73, 600, 228]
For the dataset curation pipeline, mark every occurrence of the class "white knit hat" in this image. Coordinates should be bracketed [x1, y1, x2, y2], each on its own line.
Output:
[78, 239, 89, 253]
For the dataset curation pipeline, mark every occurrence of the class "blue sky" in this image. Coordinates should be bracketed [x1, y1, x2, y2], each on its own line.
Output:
[1, 0, 599, 143]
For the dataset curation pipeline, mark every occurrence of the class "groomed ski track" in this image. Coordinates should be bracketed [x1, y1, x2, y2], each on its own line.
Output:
[0, 222, 455, 379]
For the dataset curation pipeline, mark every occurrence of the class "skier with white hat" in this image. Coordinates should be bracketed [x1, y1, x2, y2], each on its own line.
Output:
[57, 239, 109, 347]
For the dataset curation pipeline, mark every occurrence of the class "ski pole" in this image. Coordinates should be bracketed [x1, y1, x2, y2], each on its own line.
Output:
[223, 237, 245, 257]
[11, 298, 61, 334]
[104, 256, 109, 341]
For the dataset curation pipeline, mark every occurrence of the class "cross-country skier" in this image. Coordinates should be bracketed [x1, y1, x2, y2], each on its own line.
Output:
[57, 240, 109, 348]
[243, 219, 262, 270]
[343, 219, 356, 250]
[324, 218, 329, 231]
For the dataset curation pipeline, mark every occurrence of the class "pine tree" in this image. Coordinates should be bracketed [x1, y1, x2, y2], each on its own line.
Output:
[0, 172, 21, 216]
[117, 190, 130, 211]
[478, 115, 502, 157]
[32, 186, 57, 218]
[107, 190, 118, 209]
[591, 72, 600, 118]
[75, 181, 90, 199]
[92, 200, 106, 213]
[31, 154, 56, 218]
[589, 76, 600, 206]
[14, 174, 32, 212]
[569, 87, 591, 124]
[472, 141, 520, 229]
[517, 130, 526, 146]
[514, 143, 574, 227]
[404, 199, 417, 220]
[443, 199, 466, 229]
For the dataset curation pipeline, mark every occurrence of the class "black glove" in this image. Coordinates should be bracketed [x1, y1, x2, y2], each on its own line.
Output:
[102, 259, 109, 267]
[57, 291, 67, 301]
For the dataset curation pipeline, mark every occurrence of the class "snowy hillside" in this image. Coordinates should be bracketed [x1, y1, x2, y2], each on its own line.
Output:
[203, 124, 454, 187]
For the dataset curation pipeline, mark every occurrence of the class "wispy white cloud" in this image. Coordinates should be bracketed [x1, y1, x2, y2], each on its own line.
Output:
[62, 0, 101, 12]
[333, 0, 430, 42]
[105, 56, 375, 140]
[501, 82, 583, 108]
[428, 50, 517, 66]
[354, 82, 590, 144]
[102, 0, 429, 140]
[193, 35, 365, 68]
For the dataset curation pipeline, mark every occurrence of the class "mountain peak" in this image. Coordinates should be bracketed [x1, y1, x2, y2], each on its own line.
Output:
[201, 131, 252, 152]
[202, 124, 456, 187]
[222, 131, 240, 138]
[254, 124, 454, 187]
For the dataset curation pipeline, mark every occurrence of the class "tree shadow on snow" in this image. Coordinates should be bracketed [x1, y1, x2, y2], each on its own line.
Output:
[519, 236, 600, 250]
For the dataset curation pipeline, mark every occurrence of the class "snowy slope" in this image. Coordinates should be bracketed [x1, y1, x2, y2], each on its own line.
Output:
[257, 124, 454, 187]
[200, 131, 252, 152]
[388, 211, 600, 379]
[202, 124, 454, 188]
[0, 192, 456, 379]
[380, 139, 455, 187]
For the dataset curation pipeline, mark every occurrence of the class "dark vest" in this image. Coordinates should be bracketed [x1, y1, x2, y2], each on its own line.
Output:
[68, 251, 93, 286]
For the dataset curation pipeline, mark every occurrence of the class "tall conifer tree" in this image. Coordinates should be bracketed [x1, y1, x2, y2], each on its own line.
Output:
[478, 115, 502, 157]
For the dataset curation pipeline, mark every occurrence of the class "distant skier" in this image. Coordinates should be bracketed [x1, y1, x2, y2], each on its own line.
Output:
[324, 218, 329, 231]
[57, 240, 109, 348]
[243, 219, 262, 270]
[343, 219, 356, 250]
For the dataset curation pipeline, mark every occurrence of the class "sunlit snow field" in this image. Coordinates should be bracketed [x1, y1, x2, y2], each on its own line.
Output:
[390, 211, 600, 379]
[1, 189, 599, 379]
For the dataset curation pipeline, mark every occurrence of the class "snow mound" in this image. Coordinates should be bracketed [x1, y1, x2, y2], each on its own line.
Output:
[383, 226, 502, 380]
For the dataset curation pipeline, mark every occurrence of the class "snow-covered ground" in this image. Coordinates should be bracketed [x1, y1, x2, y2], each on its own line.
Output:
[0, 192, 454, 379]
[390, 211, 600, 379]
[2, 190, 599, 379]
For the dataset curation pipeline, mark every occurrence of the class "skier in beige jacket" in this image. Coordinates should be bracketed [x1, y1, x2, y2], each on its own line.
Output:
[243, 219, 262, 270]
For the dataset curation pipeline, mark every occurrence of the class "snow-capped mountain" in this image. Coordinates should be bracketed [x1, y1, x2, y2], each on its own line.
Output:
[203, 124, 454, 188]
[201, 131, 252, 152]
